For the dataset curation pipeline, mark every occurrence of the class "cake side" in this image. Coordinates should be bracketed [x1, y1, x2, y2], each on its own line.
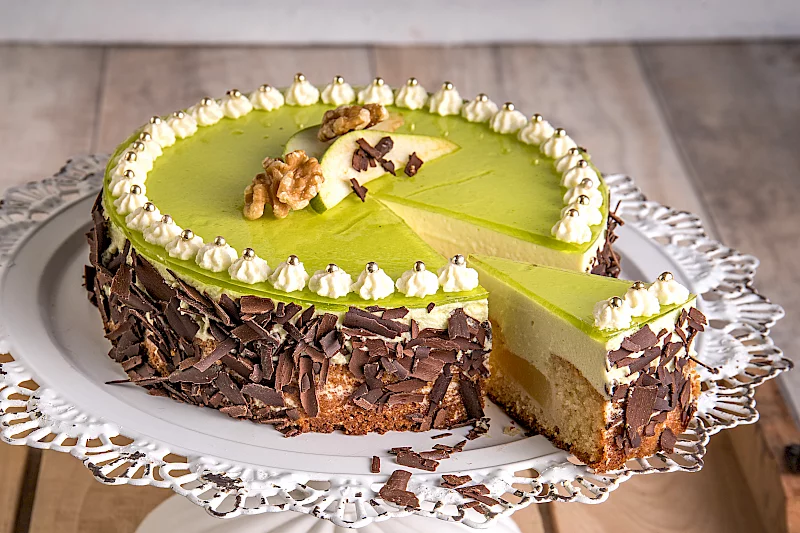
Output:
[87, 194, 491, 435]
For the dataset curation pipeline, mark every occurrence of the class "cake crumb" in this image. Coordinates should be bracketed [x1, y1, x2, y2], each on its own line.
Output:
[503, 425, 521, 437]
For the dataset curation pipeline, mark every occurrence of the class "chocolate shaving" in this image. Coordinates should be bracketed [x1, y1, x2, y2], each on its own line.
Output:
[239, 296, 275, 315]
[350, 178, 368, 202]
[660, 428, 677, 453]
[459, 379, 484, 420]
[382, 307, 409, 320]
[404, 152, 423, 177]
[441, 474, 471, 488]
[241, 383, 285, 406]
[385, 378, 427, 393]
[371, 456, 381, 474]
[194, 337, 238, 372]
[626, 385, 658, 430]
[379, 470, 419, 508]
[426, 302, 436, 313]
[396, 450, 439, 472]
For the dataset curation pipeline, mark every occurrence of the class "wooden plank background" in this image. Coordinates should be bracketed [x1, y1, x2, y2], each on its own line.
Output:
[0, 42, 797, 533]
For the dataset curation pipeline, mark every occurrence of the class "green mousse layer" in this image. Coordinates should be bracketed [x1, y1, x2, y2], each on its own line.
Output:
[469, 255, 693, 342]
[104, 101, 606, 310]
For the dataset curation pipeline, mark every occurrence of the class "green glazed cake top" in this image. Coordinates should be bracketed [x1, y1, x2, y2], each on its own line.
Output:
[102, 75, 609, 310]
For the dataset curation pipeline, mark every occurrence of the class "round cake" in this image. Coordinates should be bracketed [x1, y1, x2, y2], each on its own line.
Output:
[86, 73, 700, 472]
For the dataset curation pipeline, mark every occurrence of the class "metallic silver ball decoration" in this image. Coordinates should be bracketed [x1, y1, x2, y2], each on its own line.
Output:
[161, 214, 173, 224]
[413, 261, 426, 272]
[631, 281, 646, 291]
[227, 89, 242, 98]
[577, 159, 589, 168]
[173, 111, 185, 119]
[366, 261, 379, 274]
[295, 73, 306, 82]
[149, 116, 162, 124]
[503, 102, 515, 111]
[334, 75, 344, 84]
[579, 178, 594, 189]
[374, 77, 385, 86]
[658, 272, 674, 282]
[555, 128, 566, 137]
[477, 93, 488, 102]
[576, 194, 591, 206]
[243, 247, 255, 259]
[532, 113, 543, 122]
[258, 84, 272, 92]
[138, 131, 152, 142]
[214, 236, 226, 246]
[124, 151, 138, 162]
[143, 202, 156, 212]
[180, 229, 194, 240]
[567, 147, 579, 156]
[123, 169, 136, 180]
[129, 184, 142, 195]
[288, 254, 299, 266]
[609, 296, 624, 308]
[407, 77, 418, 86]
[451, 254, 466, 266]
[201, 97, 214, 106]
[565, 208, 579, 218]
[131, 141, 146, 152]
[326, 263, 339, 273]
[443, 81, 454, 90]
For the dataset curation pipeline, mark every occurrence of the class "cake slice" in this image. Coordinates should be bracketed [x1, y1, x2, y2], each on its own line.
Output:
[470, 255, 705, 472]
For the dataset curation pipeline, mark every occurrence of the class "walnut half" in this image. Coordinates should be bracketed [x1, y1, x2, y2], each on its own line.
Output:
[243, 150, 324, 220]
[318, 103, 389, 142]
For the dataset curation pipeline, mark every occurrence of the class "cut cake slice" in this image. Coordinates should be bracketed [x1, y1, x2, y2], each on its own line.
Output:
[470, 255, 705, 472]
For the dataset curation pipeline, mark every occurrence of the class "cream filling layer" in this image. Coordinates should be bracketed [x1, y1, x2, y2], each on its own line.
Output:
[478, 265, 694, 398]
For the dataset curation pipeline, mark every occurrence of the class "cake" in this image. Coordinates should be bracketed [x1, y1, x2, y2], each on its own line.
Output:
[470, 256, 704, 471]
[85, 73, 647, 455]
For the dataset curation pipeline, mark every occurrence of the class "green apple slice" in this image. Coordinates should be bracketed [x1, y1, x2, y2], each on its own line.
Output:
[303, 129, 459, 212]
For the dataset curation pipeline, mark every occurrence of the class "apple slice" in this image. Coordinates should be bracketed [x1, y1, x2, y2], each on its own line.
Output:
[283, 116, 408, 161]
[296, 129, 459, 213]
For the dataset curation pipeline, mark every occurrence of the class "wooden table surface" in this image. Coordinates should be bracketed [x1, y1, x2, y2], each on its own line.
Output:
[0, 42, 798, 533]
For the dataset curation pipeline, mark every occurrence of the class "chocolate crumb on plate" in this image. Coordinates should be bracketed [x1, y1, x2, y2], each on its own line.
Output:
[395, 450, 440, 472]
[441, 474, 472, 488]
[371, 455, 381, 473]
[350, 178, 368, 202]
[379, 469, 420, 509]
[431, 432, 452, 440]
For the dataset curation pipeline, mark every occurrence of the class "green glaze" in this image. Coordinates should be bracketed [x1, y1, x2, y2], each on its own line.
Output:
[104, 99, 606, 309]
[469, 255, 693, 341]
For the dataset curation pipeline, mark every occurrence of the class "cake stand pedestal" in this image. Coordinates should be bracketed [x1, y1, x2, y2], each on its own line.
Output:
[0, 158, 789, 531]
[136, 496, 523, 532]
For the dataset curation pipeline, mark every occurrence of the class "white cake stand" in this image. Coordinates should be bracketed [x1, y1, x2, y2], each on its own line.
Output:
[0, 157, 789, 532]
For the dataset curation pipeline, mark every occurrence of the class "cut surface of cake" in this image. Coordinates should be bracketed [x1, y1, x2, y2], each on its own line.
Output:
[470, 255, 705, 472]
[86, 74, 622, 437]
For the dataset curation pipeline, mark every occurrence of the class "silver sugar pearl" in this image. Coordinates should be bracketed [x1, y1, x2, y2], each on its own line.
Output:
[180, 229, 194, 240]
[503, 102, 515, 111]
[658, 272, 674, 282]
[131, 141, 146, 152]
[161, 214, 173, 224]
[213, 236, 226, 246]
[138, 131, 152, 142]
[288, 254, 299, 266]
[243, 247, 255, 259]
[173, 110, 185, 119]
[532, 113, 543, 122]
[201, 97, 215, 106]
[565, 208, 580, 218]
[631, 281, 646, 291]
[576, 194, 591, 206]
[129, 184, 142, 195]
[123, 169, 136, 179]
[579, 178, 595, 189]
[258, 84, 272, 92]
[609, 296, 624, 308]
[477, 93, 488, 102]
[326, 263, 339, 273]
[123, 151, 137, 162]
[227, 89, 242, 98]
[143, 202, 156, 212]
[555, 128, 566, 137]
[295, 73, 306, 82]
[413, 261, 426, 272]
[451, 254, 466, 266]
[443, 81, 454, 90]
[374, 77, 385, 86]
[366, 261, 379, 274]
[577, 159, 589, 168]
[149, 116, 162, 124]
[407, 77, 418, 86]
[334, 75, 344, 84]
